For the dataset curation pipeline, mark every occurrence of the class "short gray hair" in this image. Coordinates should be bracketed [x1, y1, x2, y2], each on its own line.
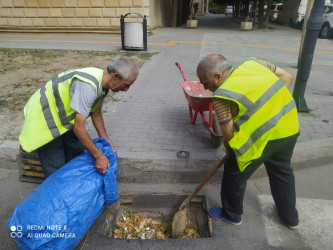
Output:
[107, 55, 138, 79]
[197, 54, 232, 78]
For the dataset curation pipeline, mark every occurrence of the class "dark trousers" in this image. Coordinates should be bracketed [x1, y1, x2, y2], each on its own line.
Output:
[221, 133, 299, 226]
[37, 130, 85, 178]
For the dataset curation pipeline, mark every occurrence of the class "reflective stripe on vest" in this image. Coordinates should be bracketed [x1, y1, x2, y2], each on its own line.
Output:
[213, 58, 299, 171]
[234, 99, 295, 156]
[19, 68, 103, 152]
[40, 71, 100, 139]
[214, 79, 285, 132]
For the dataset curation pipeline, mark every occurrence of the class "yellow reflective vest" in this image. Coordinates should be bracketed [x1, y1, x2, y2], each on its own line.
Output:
[213, 58, 299, 172]
[19, 68, 104, 152]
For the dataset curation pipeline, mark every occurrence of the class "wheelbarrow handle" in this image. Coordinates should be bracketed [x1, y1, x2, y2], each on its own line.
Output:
[175, 62, 187, 82]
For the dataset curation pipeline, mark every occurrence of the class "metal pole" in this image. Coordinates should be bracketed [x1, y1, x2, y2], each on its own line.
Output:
[120, 15, 125, 50]
[297, 0, 314, 68]
[292, 0, 325, 112]
[143, 15, 147, 51]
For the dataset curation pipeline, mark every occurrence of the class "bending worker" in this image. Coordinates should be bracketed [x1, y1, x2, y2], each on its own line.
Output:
[19, 56, 138, 178]
[197, 54, 299, 229]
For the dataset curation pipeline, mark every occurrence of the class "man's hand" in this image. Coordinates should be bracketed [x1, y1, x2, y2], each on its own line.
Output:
[104, 137, 115, 152]
[73, 112, 111, 174]
[95, 154, 110, 174]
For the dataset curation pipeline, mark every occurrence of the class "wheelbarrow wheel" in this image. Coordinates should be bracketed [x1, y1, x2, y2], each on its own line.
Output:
[211, 113, 223, 148]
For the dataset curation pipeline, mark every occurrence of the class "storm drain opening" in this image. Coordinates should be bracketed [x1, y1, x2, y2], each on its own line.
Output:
[101, 194, 212, 239]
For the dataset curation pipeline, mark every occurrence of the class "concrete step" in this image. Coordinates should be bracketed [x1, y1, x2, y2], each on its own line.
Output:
[117, 158, 223, 184]
[117, 138, 333, 184]
[2, 139, 332, 185]
[117, 182, 218, 196]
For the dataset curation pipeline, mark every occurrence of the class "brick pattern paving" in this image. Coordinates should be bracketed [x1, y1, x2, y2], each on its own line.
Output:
[86, 48, 223, 159]
[1, 16, 332, 161]
[87, 25, 333, 159]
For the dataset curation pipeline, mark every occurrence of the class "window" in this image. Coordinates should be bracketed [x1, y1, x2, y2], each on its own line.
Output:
[324, 6, 333, 14]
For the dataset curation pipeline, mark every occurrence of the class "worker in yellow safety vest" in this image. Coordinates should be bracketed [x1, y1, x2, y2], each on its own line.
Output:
[197, 54, 299, 230]
[19, 56, 138, 178]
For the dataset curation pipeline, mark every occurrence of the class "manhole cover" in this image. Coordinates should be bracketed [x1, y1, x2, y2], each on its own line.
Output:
[99, 194, 212, 239]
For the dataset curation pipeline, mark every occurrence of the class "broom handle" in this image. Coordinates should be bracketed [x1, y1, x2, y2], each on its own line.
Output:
[179, 154, 228, 210]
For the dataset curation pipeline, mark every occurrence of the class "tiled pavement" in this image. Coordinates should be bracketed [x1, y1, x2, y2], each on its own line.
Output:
[0, 14, 332, 162]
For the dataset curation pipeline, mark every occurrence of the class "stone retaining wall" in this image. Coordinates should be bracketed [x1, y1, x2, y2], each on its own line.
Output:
[0, 0, 150, 33]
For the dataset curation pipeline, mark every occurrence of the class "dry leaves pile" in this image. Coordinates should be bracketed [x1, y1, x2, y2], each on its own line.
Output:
[113, 211, 199, 239]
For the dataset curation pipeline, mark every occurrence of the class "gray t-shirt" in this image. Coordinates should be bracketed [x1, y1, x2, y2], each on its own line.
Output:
[69, 79, 106, 117]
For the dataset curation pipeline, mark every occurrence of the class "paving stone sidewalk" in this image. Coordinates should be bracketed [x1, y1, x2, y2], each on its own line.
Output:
[0, 14, 332, 163]
[85, 15, 333, 161]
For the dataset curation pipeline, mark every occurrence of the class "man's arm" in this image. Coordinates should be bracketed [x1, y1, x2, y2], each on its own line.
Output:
[260, 60, 294, 88]
[91, 105, 115, 151]
[274, 66, 294, 88]
[73, 113, 110, 174]
[213, 98, 236, 155]
[221, 119, 234, 154]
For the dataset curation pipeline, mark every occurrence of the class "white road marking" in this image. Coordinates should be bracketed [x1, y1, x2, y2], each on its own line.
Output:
[258, 194, 333, 250]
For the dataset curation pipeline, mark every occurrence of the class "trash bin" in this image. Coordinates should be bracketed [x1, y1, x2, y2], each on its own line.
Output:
[120, 13, 147, 51]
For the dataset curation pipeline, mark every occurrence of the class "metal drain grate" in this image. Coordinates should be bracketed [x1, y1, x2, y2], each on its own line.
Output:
[177, 151, 190, 159]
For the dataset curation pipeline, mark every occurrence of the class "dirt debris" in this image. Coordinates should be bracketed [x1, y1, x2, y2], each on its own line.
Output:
[113, 210, 200, 239]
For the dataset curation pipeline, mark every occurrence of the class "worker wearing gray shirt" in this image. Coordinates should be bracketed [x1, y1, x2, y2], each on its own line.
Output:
[19, 56, 138, 177]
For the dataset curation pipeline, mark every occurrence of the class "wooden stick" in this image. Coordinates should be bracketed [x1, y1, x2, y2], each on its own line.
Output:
[179, 154, 228, 211]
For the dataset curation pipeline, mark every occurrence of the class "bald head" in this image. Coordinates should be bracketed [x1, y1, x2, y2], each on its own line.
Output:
[197, 54, 232, 78]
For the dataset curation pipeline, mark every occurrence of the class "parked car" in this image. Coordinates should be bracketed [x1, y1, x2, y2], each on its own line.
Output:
[277, 0, 307, 28]
[320, 4, 333, 38]
[269, 3, 283, 22]
[225, 6, 233, 15]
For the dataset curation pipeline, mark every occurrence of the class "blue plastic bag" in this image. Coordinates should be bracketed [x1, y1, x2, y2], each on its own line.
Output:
[8, 138, 119, 250]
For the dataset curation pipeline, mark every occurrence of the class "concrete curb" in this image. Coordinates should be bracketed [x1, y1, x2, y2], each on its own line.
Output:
[0, 141, 20, 161]
[1, 138, 333, 183]
[116, 138, 333, 184]
[292, 137, 333, 167]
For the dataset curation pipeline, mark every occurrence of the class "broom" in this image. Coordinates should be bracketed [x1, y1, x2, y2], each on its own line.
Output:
[171, 154, 228, 238]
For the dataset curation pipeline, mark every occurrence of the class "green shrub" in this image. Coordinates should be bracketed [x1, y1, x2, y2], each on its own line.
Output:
[209, 3, 226, 14]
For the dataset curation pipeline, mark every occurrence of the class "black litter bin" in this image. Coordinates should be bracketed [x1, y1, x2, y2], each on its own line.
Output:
[120, 12, 147, 51]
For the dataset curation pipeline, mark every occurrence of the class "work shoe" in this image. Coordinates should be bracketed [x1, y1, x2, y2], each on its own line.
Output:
[287, 224, 299, 230]
[208, 207, 242, 225]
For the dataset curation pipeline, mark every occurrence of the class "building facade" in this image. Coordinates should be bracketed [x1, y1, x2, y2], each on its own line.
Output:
[0, 0, 207, 33]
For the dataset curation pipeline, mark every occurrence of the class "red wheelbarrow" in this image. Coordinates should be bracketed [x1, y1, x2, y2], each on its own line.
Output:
[175, 62, 223, 148]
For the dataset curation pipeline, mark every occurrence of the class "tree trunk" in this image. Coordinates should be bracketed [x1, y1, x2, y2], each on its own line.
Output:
[243, 0, 250, 21]
[258, 0, 265, 28]
[252, 0, 257, 25]
[235, 0, 240, 20]
[264, 0, 272, 29]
